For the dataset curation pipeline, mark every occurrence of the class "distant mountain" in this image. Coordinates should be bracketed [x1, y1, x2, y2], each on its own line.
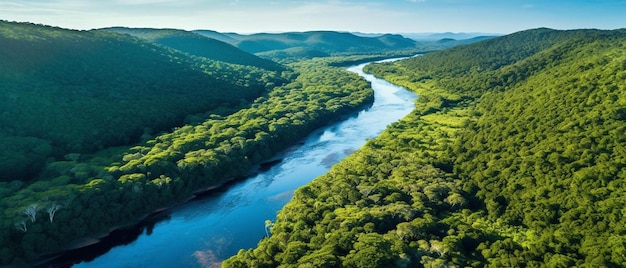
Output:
[454, 35, 495, 44]
[0, 21, 284, 181]
[255, 47, 330, 62]
[436, 37, 456, 43]
[190, 30, 495, 62]
[198, 31, 418, 60]
[349, 32, 389, 38]
[385, 32, 501, 51]
[421, 35, 497, 50]
[103, 27, 285, 71]
[193, 29, 239, 44]
[402, 32, 501, 41]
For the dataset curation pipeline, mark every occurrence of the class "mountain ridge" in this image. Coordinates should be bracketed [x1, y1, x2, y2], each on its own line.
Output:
[101, 27, 285, 71]
[192, 30, 420, 60]
[224, 27, 626, 267]
[0, 20, 286, 182]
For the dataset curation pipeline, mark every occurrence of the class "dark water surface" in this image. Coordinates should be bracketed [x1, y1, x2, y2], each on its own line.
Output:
[68, 59, 417, 267]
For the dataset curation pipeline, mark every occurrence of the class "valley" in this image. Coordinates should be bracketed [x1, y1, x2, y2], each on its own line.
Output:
[1, 20, 624, 267]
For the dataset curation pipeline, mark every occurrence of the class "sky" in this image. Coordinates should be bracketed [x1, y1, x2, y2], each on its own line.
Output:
[1, 0, 624, 34]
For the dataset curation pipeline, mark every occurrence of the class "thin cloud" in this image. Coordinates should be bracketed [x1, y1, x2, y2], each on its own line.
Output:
[0, 1, 94, 18]
[1, 0, 624, 34]
[113, 0, 178, 5]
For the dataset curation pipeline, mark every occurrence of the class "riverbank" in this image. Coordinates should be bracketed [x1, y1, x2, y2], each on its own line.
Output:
[2, 59, 379, 267]
[57, 58, 417, 267]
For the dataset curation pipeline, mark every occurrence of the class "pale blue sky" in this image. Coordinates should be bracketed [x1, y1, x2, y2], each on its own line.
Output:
[1, 0, 624, 34]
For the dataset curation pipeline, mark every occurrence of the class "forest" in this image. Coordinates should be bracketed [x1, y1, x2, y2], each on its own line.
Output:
[0, 21, 402, 265]
[0, 21, 289, 182]
[3, 19, 624, 267]
[100, 27, 286, 71]
[193, 31, 418, 55]
[224, 28, 626, 267]
[192, 30, 474, 63]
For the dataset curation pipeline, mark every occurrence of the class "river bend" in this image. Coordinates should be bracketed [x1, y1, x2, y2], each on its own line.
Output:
[68, 58, 417, 267]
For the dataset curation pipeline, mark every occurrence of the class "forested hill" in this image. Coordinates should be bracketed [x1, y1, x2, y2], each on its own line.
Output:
[0, 21, 287, 182]
[224, 31, 417, 53]
[1, 21, 391, 265]
[102, 27, 285, 71]
[195, 30, 419, 59]
[387, 27, 613, 86]
[193, 29, 239, 44]
[224, 28, 626, 267]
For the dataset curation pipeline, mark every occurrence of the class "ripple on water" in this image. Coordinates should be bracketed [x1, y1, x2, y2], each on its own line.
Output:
[67, 58, 417, 268]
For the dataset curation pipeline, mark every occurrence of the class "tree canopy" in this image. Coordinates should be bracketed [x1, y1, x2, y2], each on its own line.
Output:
[224, 28, 626, 267]
[0, 21, 288, 182]
[0, 45, 377, 265]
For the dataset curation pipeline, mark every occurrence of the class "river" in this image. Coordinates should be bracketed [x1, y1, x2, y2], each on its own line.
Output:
[60, 58, 417, 268]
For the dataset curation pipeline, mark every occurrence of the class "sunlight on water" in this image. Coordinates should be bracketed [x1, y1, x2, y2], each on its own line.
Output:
[73, 58, 417, 268]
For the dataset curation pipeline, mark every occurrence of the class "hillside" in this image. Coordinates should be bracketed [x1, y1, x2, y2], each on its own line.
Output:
[0, 57, 377, 267]
[0, 21, 286, 182]
[193, 29, 239, 44]
[191, 30, 491, 63]
[403, 32, 499, 41]
[201, 31, 419, 61]
[427, 36, 496, 50]
[234, 31, 417, 53]
[224, 28, 626, 267]
[0, 22, 391, 266]
[103, 27, 285, 71]
[255, 47, 331, 63]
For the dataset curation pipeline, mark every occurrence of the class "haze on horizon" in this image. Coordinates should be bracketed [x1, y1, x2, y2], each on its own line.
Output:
[1, 0, 624, 35]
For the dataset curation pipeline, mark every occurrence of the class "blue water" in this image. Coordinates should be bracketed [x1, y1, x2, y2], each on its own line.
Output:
[72, 59, 417, 268]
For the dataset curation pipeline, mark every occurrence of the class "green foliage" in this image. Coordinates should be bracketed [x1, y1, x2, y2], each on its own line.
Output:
[255, 47, 330, 64]
[450, 28, 626, 266]
[0, 54, 375, 265]
[225, 28, 626, 267]
[0, 20, 288, 182]
[376, 28, 626, 265]
[233, 31, 417, 54]
[4, 23, 625, 267]
[0, 135, 52, 180]
[102, 27, 285, 71]
[204, 31, 421, 62]
[224, 88, 479, 267]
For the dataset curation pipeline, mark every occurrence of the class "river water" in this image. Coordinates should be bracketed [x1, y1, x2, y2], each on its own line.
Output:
[67, 59, 417, 268]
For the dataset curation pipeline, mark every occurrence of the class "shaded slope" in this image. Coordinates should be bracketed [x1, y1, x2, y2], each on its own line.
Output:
[255, 47, 330, 63]
[225, 28, 626, 267]
[193, 29, 239, 44]
[397, 28, 588, 80]
[367, 28, 626, 266]
[0, 21, 283, 181]
[102, 27, 285, 71]
[229, 31, 418, 54]
[0, 58, 375, 267]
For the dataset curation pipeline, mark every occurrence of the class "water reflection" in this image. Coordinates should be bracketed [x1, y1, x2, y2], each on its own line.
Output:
[61, 59, 417, 268]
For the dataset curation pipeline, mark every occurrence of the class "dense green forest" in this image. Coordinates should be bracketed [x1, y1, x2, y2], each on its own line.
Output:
[197, 30, 418, 54]
[224, 28, 626, 267]
[190, 30, 493, 63]
[193, 30, 422, 62]
[0, 21, 288, 182]
[101, 27, 286, 71]
[4, 20, 624, 267]
[0, 21, 388, 265]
